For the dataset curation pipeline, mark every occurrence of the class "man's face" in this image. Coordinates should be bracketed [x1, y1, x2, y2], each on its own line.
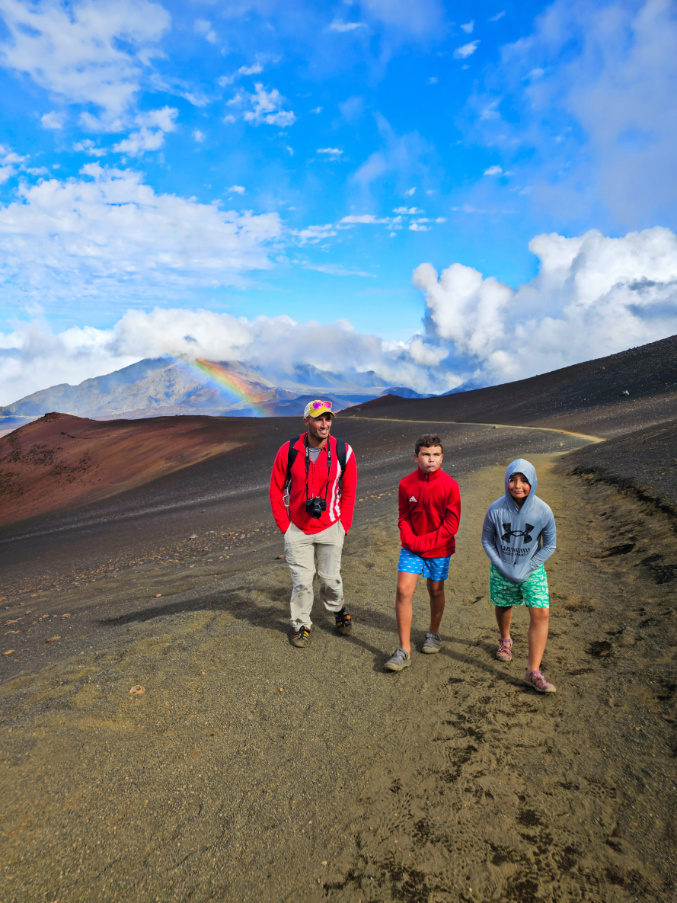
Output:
[414, 445, 443, 474]
[304, 413, 333, 443]
[508, 473, 531, 506]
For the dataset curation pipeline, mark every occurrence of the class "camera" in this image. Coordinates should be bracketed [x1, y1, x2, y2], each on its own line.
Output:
[305, 497, 326, 519]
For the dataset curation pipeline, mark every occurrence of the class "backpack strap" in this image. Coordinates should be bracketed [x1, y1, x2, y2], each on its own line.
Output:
[284, 435, 348, 502]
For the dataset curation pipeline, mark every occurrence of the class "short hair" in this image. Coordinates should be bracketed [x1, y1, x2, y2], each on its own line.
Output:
[415, 434, 443, 455]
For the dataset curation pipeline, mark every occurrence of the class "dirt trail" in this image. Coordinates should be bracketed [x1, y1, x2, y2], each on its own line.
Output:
[1, 447, 675, 902]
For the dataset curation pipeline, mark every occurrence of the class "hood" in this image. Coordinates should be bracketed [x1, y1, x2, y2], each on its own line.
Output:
[504, 458, 537, 513]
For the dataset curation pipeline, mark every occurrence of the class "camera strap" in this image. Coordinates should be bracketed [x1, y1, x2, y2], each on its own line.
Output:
[305, 435, 332, 504]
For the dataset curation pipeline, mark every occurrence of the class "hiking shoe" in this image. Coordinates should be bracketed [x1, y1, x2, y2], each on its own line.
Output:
[291, 626, 311, 648]
[421, 632, 442, 654]
[496, 637, 513, 662]
[335, 606, 352, 636]
[523, 669, 556, 693]
[384, 648, 410, 672]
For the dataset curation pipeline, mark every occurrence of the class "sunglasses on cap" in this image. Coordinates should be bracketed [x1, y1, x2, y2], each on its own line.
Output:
[309, 400, 332, 410]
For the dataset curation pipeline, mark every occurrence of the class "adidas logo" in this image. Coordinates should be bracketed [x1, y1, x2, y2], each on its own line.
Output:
[409, 495, 417, 502]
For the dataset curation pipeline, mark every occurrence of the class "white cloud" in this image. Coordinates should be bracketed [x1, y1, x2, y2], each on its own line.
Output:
[193, 129, 205, 143]
[242, 83, 296, 128]
[73, 139, 107, 157]
[413, 226, 677, 382]
[228, 185, 246, 194]
[409, 222, 430, 231]
[329, 20, 366, 33]
[454, 40, 480, 59]
[489, 11, 505, 22]
[294, 224, 337, 245]
[358, 0, 445, 38]
[484, 165, 503, 176]
[461, 20, 474, 34]
[194, 18, 218, 44]
[303, 263, 372, 277]
[0, 0, 170, 120]
[405, 187, 416, 196]
[218, 63, 264, 87]
[41, 111, 65, 130]
[2, 228, 675, 406]
[113, 106, 178, 156]
[393, 206, 423, 214]
[317, 147, 344, 158]
[352, 117, 433, 194]
[310, 107, 323, 114]
[0, 165, 282, 308]
[340, 214, 391, 224]
[496, 0, 677, 226]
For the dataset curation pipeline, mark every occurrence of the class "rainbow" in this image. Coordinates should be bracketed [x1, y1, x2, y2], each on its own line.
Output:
[184, 357, 270, 417]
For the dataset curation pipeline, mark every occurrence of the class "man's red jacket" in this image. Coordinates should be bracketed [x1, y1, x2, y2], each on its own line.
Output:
[398, 468, 461, 558]
[270, 433, 357, 535]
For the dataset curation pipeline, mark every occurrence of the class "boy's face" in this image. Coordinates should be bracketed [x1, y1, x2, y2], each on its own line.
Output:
[414, 445, 443, 475]
[508, 472, 531, 506]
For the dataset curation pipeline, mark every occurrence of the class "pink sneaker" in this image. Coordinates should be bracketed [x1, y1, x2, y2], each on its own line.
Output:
[523, 669, 556, 693]
[496, 637, 513, 662]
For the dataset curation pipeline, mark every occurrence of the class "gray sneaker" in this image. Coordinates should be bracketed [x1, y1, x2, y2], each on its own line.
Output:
[384, 648, 410, 672]
[421, 631, 442, 654]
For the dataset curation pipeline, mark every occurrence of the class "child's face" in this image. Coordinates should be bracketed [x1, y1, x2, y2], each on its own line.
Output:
[508, 472, 531, 506]
[414, 445, 443, 475]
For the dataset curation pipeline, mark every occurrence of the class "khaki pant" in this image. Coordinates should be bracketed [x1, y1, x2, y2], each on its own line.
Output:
[284, 521, 345, 630]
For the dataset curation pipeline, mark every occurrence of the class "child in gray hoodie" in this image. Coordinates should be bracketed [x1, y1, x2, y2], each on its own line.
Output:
[481, 458, 557, 693]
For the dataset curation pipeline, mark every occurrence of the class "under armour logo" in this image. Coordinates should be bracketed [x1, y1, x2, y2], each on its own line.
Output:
[409, 496, 417, 502]
[502, 522, 534, 543]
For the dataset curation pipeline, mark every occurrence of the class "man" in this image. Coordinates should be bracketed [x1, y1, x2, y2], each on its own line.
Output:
[269, 400, 358, 648]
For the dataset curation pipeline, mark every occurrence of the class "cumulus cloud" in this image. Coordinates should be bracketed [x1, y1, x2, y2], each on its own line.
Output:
[113, 106, 178, 156]
[2, 227, 675, 407]
[240, 84, 296, 128]
[0, 309, 420, 405]
[0, 165, 282, 306]
[0, 0, 169, 120]
[454, 40, 479, 59]
[73, 138, 106, 156]
[413, 226, 677, 382]
[41, 111, 65, 130]
[318, 147, 344, 158]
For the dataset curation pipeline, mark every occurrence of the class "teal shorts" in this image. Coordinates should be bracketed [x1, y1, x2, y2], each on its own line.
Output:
[490, 565, 549, 609]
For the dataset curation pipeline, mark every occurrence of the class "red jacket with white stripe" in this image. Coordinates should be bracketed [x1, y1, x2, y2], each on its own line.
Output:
[398, 467, 461, 558]
[269, 433, 357, 535]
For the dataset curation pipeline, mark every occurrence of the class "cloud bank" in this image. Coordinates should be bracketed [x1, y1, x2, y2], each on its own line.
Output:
[1, 227, 676, 406]
[0, 165, 282, 309]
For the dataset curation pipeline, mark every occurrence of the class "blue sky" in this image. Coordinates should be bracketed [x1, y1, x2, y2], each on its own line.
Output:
[0, 0, 676, 404]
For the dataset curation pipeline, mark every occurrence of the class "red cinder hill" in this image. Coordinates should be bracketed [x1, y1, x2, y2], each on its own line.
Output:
[0, 412, 259, 527]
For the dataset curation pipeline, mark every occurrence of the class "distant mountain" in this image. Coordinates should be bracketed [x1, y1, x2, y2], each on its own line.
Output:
[0, 358, 428, 426]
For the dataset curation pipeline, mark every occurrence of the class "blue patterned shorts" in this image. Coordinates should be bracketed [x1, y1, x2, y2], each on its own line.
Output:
[398, 548, 451, 582]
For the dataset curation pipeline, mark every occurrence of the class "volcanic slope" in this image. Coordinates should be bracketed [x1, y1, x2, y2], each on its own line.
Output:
[345, 333, 677, 439]
[0, 412, 260, 527]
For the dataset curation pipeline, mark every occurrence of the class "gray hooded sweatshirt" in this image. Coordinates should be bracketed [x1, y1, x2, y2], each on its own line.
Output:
[481, 458, 556, 584]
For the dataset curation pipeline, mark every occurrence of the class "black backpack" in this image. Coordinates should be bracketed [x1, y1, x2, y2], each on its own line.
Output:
[284, 435, 348, 503]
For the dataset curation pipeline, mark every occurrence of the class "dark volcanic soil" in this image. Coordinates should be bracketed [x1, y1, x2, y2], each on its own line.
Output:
[0, 337, 676, 902]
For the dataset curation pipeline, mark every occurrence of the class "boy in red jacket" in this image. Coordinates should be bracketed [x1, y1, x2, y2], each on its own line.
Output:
[385, 434, 461, 672]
